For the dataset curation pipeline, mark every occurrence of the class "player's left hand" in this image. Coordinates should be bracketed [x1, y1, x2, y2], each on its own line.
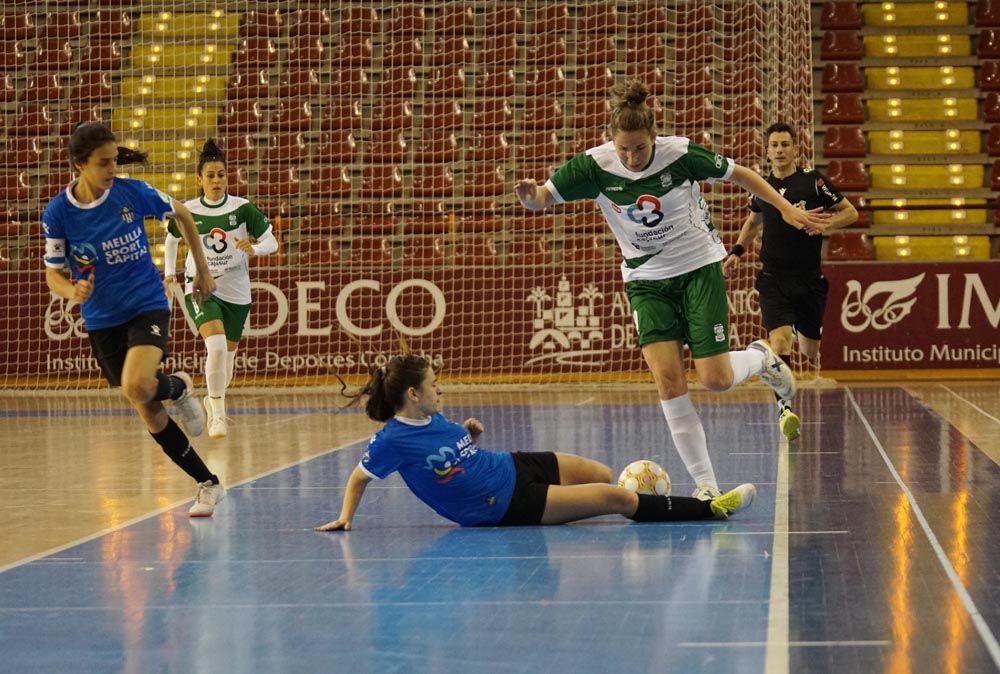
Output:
[234, 237, 255, 255]
[463, 418, 484, 439]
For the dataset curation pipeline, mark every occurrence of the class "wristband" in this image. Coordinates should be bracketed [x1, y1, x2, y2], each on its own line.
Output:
[728, 243, 745, 258]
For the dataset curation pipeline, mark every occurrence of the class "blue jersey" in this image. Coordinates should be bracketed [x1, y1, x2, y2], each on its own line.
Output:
[42, 178, 173, 330]
[360, 414, 516, 526]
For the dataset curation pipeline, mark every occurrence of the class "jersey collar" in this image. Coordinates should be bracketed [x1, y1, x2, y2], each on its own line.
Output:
[394, 415, 432, 426]
[199, 193, 229, 209]
[65, 178, 112, 210]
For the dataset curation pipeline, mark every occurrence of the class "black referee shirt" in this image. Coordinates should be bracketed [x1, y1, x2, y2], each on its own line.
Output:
[748, 167, 845, 275]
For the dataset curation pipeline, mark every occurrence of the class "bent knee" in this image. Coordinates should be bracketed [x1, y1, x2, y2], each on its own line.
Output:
[700, 372, 734, 392]
[120, 377, 156, 403]
[607, 486, 638, 513]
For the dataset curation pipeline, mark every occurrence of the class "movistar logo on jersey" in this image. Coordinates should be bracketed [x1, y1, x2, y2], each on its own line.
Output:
[70, 242, 99, 274]
[425, 446, 465, 484]
[626, 195, 665, 228]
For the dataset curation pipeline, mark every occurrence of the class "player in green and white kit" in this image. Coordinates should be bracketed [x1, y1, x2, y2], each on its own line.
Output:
[164, 139, 277, 439]
[515, 80, 828, 499]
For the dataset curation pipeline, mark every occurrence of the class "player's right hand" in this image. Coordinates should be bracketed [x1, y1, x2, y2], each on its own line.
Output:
[315, 518, 351, 532]
[191, 273, 216, 304]
[163, 275, 178, 298]
[722, 254, 740, 278]
[514, 179, 539, 207]
[73, 272, 94, 302]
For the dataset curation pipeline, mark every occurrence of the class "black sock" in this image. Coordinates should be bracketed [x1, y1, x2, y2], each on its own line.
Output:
[151, 418, 217, 484]
[628, 494, 713, 522]
[154, 374, 186, 401]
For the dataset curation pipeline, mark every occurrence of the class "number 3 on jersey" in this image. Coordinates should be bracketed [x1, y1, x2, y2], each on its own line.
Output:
[203, 227, 229, 254]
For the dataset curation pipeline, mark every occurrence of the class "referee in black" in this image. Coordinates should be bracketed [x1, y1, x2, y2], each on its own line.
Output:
[723, 122, 858, 440]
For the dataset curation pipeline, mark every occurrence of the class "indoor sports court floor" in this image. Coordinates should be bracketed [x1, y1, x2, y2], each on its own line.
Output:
[0, 382, 997, 674]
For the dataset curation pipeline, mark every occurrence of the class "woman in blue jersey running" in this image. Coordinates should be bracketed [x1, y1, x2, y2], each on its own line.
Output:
[42, 123, 225, 517]
[315, 355, 755, 530]
[514, 80, 828, 502]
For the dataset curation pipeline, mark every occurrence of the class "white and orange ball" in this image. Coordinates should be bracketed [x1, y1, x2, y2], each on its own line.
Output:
[617, 460, 671, 496]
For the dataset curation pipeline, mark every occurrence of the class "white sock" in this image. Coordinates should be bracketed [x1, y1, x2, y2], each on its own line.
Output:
[204, 334, 228, 418]
[226, 349, 237, 387]
[661, 394, 717, 489]
[726, 349, 765, 390]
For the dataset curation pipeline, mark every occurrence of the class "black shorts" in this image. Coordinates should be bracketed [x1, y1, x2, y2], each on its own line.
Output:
[497, 452, 561, 526]
[87, 310, 171, 387]
[755, 270, 829, 340]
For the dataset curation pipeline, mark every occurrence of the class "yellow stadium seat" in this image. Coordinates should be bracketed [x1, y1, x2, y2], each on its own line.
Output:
[120, 138, 201, 165]
[868, 130, 980, 154]
[863, 34, 971, 57]
[873, 235, 990, 260]
[136, 12, 242, 40]
[869, 198, 989, 225]
[870, 164, 985, 189]
[121, 75, 226, 102]
[112, 106, 219, 134]
[129, 171, 200, 200]
[130, 44, 231, 69]
[866, 97, 977, 121]
[862, 3, 968, 27]
[866, 66, 974, 90]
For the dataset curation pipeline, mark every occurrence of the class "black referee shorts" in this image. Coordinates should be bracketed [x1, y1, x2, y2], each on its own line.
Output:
[755, 270, 829, 340]
[497, 452, 561, 526]
[87, 310, 171, 387]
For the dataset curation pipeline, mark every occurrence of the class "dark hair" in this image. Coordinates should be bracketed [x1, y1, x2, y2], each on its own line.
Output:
[338, 354, 431, 423]
[197, 138, 227, 174]
[608, 79, 656, 136]
[765, 122, 797, 142]
[68, 123, 117, 169]
[116, 147, 148, 165]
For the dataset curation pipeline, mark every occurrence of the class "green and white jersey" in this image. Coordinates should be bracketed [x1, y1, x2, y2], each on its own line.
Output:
[166, 194, 271, 304]
[546, 136, 733, 282]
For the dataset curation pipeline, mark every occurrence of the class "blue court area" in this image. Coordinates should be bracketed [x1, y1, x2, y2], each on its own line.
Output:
[0, 388, 997, 674]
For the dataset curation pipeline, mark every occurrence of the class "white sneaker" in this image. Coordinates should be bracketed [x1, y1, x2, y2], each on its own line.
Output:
[748, 339, 797, 400]
[204, 398, 228, 439]
[692, 482, 723, 501]
[170, 372, 205, 437]
[189, 480, 225, 517]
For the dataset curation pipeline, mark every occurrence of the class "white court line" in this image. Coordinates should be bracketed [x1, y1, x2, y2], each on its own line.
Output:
[939, 384, 1000, 426]
[717, 530, 847, 536]
[846, 387, 1000, 670]
[0, 435, 371, 576]
[729, 451, 839, 455]
[764, 435, 790, 674]
[682, 641, 890, 648]
[575, 397, 595, 406]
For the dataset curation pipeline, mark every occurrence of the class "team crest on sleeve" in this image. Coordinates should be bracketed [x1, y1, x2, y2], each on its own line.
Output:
[120, 205, 135, 224]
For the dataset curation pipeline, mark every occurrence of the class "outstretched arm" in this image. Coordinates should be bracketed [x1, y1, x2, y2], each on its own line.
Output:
[728, 165, 829, 234]
[315, 465, 374, 531]
[168, 199, 215, 301]
[514, 179, 557, 211]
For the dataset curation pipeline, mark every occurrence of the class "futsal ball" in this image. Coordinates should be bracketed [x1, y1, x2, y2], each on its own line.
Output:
[617, 460, 671, 496]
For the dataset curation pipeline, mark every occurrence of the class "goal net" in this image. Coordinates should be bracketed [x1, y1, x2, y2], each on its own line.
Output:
[0, 0, 813, 389]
